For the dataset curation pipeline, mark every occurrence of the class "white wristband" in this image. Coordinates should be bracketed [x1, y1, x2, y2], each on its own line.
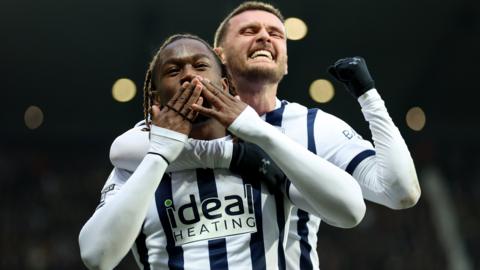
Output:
[227, 106, 270, 143]
[149, 125, 187, 163]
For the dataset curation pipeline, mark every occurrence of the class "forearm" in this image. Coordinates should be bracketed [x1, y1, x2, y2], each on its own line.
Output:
[110, 127, 232, 172]
[169, 138, 233, 171]
[80, 126, 186, 270]
[356, 89, 420, 209]
[228, 107, 366, 228]
[79, 155, 167, 270]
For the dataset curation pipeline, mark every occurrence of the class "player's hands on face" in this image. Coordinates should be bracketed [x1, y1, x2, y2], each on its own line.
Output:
[151, 78, 204, 135]
[328, 56, 375, 98]
[191, 78, 247, 127]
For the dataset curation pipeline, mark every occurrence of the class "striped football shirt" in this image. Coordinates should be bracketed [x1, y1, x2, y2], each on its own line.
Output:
[262, 99, 374, 270]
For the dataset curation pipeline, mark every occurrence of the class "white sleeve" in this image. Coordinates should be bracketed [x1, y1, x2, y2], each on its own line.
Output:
[109, 126, 233, 172]
[352, 89, 420, 209]
[173, 138, 233, 171]
[228, 106, 366, 228]
[78, 126, 186, 270]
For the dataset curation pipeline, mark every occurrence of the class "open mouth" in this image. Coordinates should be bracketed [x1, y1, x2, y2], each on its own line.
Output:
[249, 49, 274, 61]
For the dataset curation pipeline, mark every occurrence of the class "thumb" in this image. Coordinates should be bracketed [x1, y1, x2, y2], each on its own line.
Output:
[151, 105, 162, 118]
[328, 65, 340, 80]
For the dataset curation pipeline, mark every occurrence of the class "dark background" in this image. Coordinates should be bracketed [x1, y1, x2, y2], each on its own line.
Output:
[1, 0, 479, 269]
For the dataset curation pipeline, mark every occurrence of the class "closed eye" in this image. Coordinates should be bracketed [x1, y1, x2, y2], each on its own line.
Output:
[269, 30, 284, 39]
[241, 27, 258, 35]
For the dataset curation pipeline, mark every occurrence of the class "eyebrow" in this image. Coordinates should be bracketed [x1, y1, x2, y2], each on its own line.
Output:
[161, 53, 213, 67]
[239, 22, 284, 34]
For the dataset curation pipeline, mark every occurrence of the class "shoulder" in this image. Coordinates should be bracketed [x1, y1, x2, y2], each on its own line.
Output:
[109, 121, 150, 168]
[282, 100, 332, 120]
[284, 101, 360, 141]
[112, 124, 149, 149]
[134, 119, 147, 128]
[113, 124, 149, 146]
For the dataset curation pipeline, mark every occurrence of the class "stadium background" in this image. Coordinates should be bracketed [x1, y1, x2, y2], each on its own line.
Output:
[1, 0, 479, 269]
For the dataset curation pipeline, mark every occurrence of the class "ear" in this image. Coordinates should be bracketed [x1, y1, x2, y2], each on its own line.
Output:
[284, 55, 289, 75]
[221, 77, 229, 92]
[214, 47, 227, 64]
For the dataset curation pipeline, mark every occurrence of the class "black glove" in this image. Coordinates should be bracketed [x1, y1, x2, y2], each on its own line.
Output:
[230, 140, 288, 194]
[328, 56, 375, 98]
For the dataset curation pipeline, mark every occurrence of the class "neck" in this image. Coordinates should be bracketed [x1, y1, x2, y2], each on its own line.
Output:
[189, 119, 227, 140]
[234, 78, 278, 115]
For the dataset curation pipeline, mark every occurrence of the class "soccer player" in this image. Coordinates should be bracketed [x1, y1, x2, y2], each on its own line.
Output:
[209, 2, 421, 269]
[78, 34, 366, 270]
[109, 2, 421, 269]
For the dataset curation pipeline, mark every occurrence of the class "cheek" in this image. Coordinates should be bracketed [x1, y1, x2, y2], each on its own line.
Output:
[157, 80, 177, 104]
[162, 90, 176, 104]
[228, 40, 247, 54]
[275, 41, 287, 55]
[204, 70, 221, 84]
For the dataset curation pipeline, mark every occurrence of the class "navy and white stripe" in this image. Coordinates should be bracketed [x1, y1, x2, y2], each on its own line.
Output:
[133, 222, 151, 270]
[345, 150, 375, 175]
[263, 99, 375, 270]
[126, 162, 291, 269]
[119, 97, 374, 270]
[196, 169, 229, 270]
[265, 103, 288, 270]
[242, 174, 266, 270]
[155, 174, 184, 270]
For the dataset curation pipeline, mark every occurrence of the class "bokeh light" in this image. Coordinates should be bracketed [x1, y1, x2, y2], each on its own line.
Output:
[112, 78, 137, 102]
[406, 106, 426, 131]
[285, 17, 308, 40]
[309, 79, 335, 103]
[24, 105, 44, 130]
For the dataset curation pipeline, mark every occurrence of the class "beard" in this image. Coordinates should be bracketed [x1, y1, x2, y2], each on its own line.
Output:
[239, 65, 284, 84]
[226, 55, 287, 84]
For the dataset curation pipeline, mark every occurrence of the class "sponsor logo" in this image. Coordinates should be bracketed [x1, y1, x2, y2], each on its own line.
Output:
[165, 184, 256, 245]
[259, 158, 271, 175]
[342, 129, 362, 140]
[96, 184, 116, 210]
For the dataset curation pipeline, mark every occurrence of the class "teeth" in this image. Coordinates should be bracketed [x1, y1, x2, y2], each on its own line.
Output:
[250, 50, 273, 60]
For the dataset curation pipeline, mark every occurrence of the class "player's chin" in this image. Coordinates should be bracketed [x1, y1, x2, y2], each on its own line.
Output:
[243, 67, 283, 83]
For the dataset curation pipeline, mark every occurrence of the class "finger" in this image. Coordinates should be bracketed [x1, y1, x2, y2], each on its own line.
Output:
[200, 78, 236, 108]
[334, 57, 348, 66]
[201, 78, 228, 101]
[172, 82, 195, 111]
[328, 65, 339, 78]
[200, 85, 225, 110]
[208, 80, 238, 102]
[151, 104, 162, 119]
[166, 82, 190, 108]
[186, 96, 203, 121]
[191, 102, 221, 119]
[181, 81, 203, 116]
[159, 105, 169, 115]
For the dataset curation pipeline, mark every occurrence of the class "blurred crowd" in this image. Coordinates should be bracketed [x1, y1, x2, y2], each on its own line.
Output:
[1, 142, 478, 269]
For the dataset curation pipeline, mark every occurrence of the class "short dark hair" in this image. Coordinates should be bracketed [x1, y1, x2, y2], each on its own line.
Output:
[214, 1, 285, 48]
